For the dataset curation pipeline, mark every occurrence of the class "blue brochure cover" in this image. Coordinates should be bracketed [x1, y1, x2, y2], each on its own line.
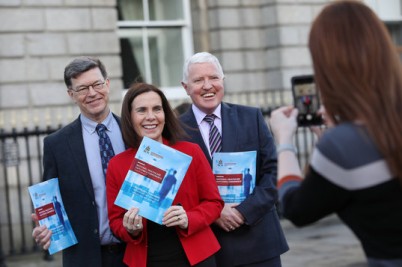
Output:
[212, 151, 257, 203]
[28, 178, 78, 255]
[114, 137, 192, 224]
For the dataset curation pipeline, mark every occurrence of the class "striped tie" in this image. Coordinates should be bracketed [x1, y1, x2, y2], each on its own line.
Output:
[96, 124, 115, 178]
[204, 114, 222, 156]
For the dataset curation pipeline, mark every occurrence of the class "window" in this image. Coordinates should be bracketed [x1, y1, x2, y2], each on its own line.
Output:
[117, 0, 193, 100]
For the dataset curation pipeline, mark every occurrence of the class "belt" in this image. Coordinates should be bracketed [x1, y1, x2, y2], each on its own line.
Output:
[101, 243, 126, 254]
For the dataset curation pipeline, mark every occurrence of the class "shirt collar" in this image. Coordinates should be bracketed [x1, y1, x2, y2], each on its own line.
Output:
[80, 112, 114, 134]
[192, 104, 222, 126]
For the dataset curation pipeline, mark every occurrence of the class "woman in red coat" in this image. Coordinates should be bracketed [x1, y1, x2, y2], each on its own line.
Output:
[106, 82, 223, 267]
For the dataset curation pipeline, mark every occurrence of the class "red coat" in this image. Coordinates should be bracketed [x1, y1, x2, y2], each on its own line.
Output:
[107, 140, 223, 267]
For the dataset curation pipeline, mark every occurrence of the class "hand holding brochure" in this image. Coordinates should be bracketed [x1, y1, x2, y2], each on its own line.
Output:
[212, 151, 257, 203]
[114, 137, 192, 224]
[28, 178, 77, 254]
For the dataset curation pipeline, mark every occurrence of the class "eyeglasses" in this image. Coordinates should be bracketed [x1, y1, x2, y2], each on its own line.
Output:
[71, 80, 107, 96]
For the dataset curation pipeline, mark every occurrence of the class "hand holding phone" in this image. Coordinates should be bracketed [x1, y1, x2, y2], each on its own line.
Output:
[291, 75, 323, 127]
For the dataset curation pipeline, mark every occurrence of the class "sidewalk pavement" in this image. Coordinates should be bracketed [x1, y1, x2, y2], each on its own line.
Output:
[4, 215, 367, 267]
[280, 215, 366, 267]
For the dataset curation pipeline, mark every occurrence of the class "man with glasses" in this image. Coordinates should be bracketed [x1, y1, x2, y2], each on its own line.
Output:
[32, 57, 127, 267]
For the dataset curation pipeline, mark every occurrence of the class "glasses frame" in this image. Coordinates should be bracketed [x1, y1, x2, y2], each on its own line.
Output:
[70, 80, 108, 96]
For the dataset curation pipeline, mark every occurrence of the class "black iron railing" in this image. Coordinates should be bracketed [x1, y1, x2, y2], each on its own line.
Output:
[0, 126, 61, 266]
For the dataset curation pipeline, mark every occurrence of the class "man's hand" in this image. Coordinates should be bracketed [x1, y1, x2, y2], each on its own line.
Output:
[215, 203, 244, 232]
[31, 213, 52, 250]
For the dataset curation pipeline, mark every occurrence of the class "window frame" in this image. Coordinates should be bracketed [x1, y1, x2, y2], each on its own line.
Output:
[117, 0, 193, 100]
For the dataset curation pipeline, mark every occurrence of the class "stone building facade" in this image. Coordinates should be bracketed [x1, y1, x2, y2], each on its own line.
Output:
[0, 0, 122, 130]
[0, 0, 325, 131]
[0, 0, 398, 130]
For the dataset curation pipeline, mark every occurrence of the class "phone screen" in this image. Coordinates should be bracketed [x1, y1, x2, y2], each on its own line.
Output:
[291, 75, 323, 127]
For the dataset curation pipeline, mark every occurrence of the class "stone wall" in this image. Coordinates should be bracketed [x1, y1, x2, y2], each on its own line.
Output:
[0, 0, 393, 130]
[191, 0, 328, 100]
[0, 0, 122, 130]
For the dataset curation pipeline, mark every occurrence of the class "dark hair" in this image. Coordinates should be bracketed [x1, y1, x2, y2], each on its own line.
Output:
[174, 102, 191, 116]
[309, 0, 402, 183]
[121, 83, 187, 148]
[64, 56, 108, 88]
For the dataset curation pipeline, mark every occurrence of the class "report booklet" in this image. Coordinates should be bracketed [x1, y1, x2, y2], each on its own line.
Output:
[114, 137, 192, 224]
[28, 178, 77, 254]
[212, 151, 257, 203]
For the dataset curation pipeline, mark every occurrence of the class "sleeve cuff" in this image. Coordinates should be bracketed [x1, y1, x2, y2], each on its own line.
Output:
[278, 175, 303, 189]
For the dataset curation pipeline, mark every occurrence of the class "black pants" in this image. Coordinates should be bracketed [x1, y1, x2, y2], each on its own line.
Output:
[147, 253, 217, 267]
[194, 254, 217, 267]
[236, 256, 282, 267]
[193, 255, 216, 267]
[101, 243, 127, 267]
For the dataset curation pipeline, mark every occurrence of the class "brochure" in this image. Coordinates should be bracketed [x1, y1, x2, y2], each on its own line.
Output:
[114, 137, 192, 224]
[212, 151, 257, 203]
[28, 178, 77, 254]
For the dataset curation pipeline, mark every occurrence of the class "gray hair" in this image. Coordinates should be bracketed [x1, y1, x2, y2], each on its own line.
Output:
[64, 56, 107, 88]
[182, 52, 224, 83]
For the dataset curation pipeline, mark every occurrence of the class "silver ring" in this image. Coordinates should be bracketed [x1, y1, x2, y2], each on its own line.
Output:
[136, 223, 140, 228]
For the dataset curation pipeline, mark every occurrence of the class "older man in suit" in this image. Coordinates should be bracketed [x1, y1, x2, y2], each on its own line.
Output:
[32, 57, 127, 267]
[179, 52, 288, 267]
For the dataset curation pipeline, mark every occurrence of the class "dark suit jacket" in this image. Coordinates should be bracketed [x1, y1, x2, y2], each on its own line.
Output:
[42, 114, 122, 267]
[180, 102, 289, 266]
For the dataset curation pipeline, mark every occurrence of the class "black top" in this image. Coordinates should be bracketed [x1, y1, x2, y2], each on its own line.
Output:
[280, 123, 402, 259]
[147, 220, 189, 267]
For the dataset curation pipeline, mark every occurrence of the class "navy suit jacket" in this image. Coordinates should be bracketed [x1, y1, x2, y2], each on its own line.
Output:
[180, 102, 288, 266]
[42, 114, 122, 267]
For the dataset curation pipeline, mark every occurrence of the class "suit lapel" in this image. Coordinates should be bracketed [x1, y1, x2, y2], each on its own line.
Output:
[113, 113, 128, 149]
[221, 103, 238, 152]
[67, 118, 95, 199]
[181, 110, 212, 163]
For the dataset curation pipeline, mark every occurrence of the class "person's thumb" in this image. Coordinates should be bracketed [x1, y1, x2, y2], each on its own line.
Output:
[31, 213, 40, 227]
[290, 108, 299, 118]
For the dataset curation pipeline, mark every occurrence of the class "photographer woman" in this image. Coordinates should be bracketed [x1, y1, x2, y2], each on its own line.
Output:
[269, 1, 402, 266]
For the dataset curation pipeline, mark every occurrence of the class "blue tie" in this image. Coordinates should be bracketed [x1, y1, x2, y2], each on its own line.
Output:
[96, 124, 115, 177]
[204, 114, 222, 156]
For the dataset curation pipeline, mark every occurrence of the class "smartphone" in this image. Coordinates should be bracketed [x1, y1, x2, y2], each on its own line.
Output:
[291, 75, 323, 127]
